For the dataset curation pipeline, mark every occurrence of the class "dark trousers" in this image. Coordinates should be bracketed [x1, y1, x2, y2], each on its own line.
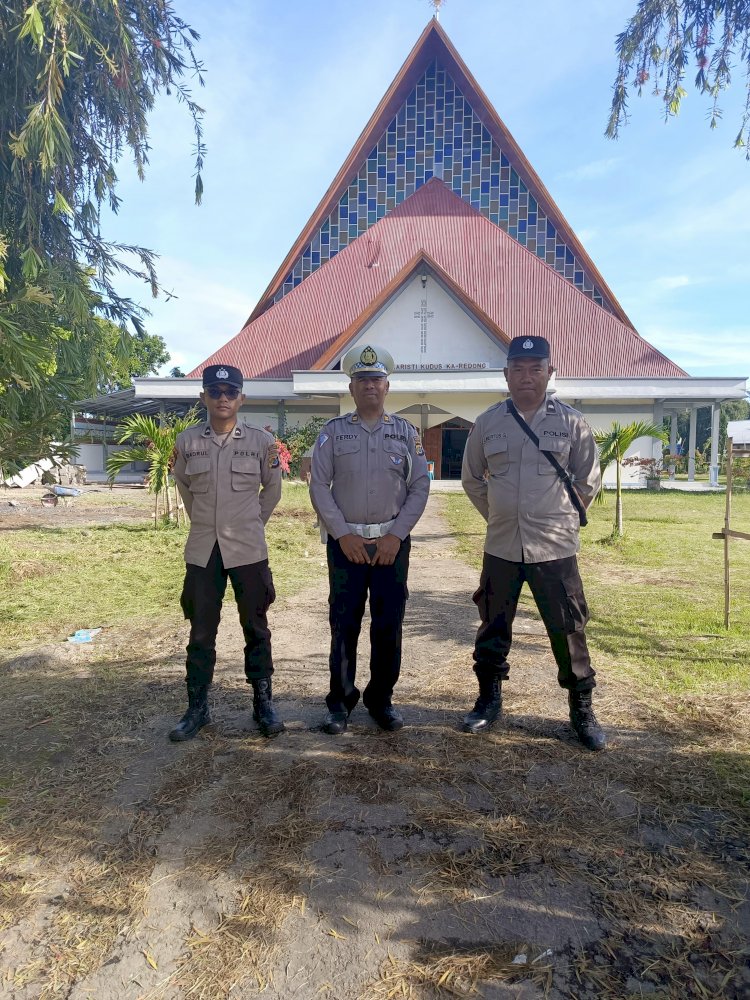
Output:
[326, 536, 411, 714]
[473, 553, 596, 692]
[181, 543, 275, 687]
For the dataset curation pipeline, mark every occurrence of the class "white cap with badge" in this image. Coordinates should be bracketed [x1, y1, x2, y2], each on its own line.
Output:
[341, 344, 395, 378]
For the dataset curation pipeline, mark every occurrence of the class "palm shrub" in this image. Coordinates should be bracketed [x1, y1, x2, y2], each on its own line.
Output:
[594, 421, 666, 536]
[106, 408, 201, 524]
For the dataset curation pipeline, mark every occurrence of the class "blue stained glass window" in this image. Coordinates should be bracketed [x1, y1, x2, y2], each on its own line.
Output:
[272, 59, 609, 314]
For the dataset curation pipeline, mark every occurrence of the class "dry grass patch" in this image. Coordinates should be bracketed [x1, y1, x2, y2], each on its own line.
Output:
[172, 755, 325, 999]
[360, 943, 553, 998]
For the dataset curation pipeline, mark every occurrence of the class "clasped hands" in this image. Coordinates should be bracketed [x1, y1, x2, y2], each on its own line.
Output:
[338, 532, 401, 566]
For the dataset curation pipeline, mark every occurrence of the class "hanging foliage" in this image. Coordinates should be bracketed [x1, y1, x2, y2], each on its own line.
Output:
[607, 1, 750, 157]
[0, 0, 205, 472]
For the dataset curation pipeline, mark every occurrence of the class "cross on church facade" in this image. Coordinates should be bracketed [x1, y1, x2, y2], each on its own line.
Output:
[414, 299, 434, 355]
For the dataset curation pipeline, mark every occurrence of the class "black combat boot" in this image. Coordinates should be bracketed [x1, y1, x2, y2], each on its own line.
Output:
[252, 677, 285, 737]
[462, 677, 502, 734]
[169, 683, 211, 742]
[368, 704, 405, 732]
[568, 690, 607, 751]
[322, 710, 348, 734]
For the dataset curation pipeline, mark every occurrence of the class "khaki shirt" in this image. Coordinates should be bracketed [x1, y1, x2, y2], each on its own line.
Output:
[174, 421, 281, 569]
[462, 397, 600, 563]
[309, 411, 430, 540]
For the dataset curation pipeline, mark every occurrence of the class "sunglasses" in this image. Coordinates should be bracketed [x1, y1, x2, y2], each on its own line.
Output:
[206, 386, 240, 400]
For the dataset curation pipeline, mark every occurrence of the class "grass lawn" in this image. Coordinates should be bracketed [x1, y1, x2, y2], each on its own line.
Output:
[442, 489, 750, 696]
[0, 481, 324, 653]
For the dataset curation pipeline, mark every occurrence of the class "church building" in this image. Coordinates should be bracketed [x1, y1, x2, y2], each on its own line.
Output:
[114, 19, 746, 482]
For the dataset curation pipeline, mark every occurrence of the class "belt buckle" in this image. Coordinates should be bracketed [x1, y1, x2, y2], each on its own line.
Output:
[363, 524, 377, 539]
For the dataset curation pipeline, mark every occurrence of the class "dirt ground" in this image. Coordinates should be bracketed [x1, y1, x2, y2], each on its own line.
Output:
[1, 492, 749, 999]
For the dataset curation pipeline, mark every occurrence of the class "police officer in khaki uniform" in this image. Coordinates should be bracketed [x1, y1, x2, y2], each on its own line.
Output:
[310, 345, 430, 734]
[461, 336, 606, 750]
[170, 363, 284, 741]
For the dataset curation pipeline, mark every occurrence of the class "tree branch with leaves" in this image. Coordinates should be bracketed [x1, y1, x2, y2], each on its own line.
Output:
[1, 0, 205, 472]
[607, 1, 750, 157]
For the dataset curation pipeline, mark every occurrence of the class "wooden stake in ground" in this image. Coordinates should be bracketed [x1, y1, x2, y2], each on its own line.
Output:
[724, 438, 733, 629]
[712, 438, 750, 628]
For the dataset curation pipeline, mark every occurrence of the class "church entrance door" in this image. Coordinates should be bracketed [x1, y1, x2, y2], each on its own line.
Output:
[440, 418, 472, 480]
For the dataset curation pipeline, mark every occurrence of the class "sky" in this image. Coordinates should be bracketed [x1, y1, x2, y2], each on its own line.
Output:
[102, 0, 750, 380]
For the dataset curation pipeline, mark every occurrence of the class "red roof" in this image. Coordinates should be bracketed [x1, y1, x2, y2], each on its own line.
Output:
[190, 179, 686, 380]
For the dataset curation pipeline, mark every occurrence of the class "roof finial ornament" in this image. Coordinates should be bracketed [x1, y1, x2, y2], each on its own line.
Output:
[429, 0, 445, 21]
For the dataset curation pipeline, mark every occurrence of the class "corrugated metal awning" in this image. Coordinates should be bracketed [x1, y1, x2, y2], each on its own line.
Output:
[74, 388, 195, 419]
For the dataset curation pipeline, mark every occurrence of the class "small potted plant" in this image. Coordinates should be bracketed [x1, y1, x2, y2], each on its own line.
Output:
[623, 455, 665, 489]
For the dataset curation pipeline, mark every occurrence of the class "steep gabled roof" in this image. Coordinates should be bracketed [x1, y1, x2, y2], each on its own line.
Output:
[246, 19, 632, 327]
[191, 179, 685, 380]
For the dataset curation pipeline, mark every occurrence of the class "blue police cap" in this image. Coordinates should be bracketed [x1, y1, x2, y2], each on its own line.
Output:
[506, 336, 551, 361]
[202, 364, 244, 390]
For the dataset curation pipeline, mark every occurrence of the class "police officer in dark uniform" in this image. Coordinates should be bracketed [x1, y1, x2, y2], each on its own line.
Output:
[309, 344, 430, 734]
[461, 336, 606, 751]
[170, 364, 284, 740]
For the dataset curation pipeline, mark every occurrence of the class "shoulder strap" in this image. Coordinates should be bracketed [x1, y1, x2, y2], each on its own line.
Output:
[506, 400, 588, 527]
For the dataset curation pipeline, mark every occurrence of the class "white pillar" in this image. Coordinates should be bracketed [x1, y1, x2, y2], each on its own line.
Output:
[653, 400, 664, 459]
[688, 406, 697, 481]
[709, 402, 721, 486]
[669, 413, 678, 479]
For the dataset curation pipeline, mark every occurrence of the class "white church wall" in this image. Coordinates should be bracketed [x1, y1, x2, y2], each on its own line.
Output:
[349, 273, 506, 373]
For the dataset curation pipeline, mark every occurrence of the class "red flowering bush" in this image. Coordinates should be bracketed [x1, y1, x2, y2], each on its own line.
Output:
[275, 438, 291, 474]
[264, 426, 291, 475]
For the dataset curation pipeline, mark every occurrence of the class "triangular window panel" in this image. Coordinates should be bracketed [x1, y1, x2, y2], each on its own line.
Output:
[274, 60, 609, 312]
